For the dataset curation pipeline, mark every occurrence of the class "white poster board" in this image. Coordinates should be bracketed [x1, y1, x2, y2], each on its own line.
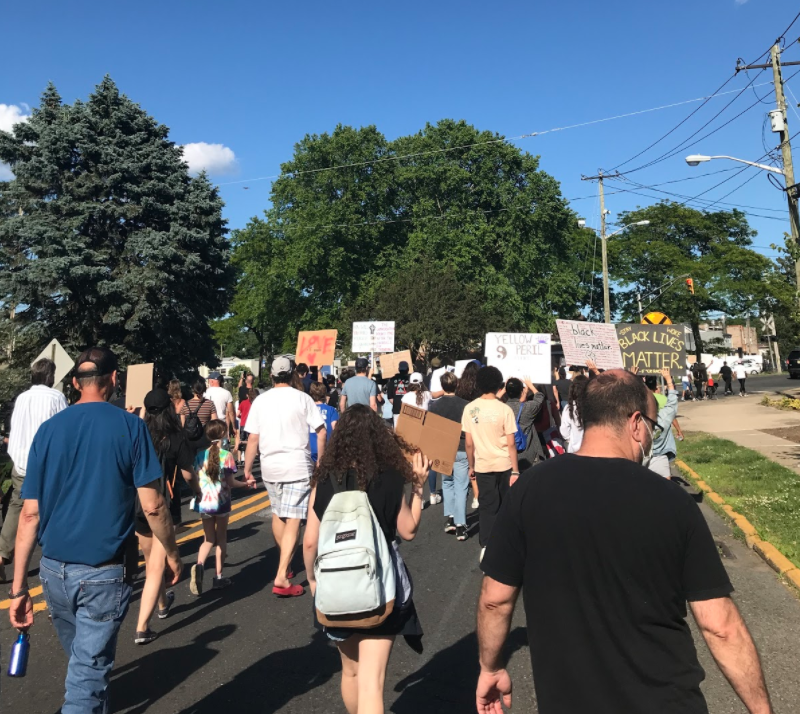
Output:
[454, 359, 474, 378]
[556, 320, 624, 370]
[486, 333, 551, 383]
[352, 321, 395, 353]
[32, 339, 74, 387]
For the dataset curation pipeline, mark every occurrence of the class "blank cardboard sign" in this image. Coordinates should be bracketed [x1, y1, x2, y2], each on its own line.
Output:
[126, 363, 154, 409]
[395, 403, 461, 476]
[379, 350, 412, 379]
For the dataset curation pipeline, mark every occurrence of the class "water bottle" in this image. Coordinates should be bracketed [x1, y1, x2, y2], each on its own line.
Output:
[8, 632, 29, 677]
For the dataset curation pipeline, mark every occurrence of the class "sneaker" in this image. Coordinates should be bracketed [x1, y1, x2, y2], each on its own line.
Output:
[456, 525, 468, 541]
[444, 517, 456, 534]
[429, 493, 442, 505]
[471, 497, 479, 509]
[190, 563, 204, 596]
[212, 576, 232, 590]
[135, 629, 159, 645]
[157, 591, 175, 619]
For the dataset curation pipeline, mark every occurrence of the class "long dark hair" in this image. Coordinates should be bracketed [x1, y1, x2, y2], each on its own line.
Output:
[144, 405, 183, 459]
[313, 404, 414, 490]
[455, 362, 480, 400]
[203, 420, 228, 483]
[567, 374, 589, 427]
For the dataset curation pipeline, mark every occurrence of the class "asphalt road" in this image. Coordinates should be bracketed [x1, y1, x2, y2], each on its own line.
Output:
[1, 472, 800, 713]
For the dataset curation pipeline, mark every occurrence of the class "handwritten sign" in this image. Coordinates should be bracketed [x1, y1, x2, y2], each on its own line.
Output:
[352, 321, 394, 353]
[486, 333, 551, 383]
[556, 320, 624, 370]
[616, 324, 686, 376]
[296, 330, 337, 367]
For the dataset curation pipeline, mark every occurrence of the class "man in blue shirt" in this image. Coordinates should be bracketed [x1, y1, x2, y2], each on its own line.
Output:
[9, 347, 181, 714]
[339, 357, 378, 412]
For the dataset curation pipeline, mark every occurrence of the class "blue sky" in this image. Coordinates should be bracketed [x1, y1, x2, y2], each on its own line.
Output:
[2, 0, 799, 274]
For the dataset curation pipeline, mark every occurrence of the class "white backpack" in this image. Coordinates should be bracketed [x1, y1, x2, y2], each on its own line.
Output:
[314, 476, 397, 629]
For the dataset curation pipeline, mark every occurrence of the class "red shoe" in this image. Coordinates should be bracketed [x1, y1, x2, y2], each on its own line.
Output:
[286, 570, 294, 581]
[272, 584, 304, 598]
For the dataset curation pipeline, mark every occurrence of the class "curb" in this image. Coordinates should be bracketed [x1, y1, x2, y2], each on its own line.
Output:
[675, 459, 800, 595]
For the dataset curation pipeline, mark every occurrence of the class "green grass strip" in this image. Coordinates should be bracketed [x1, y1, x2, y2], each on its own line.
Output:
[680, 433, 800, 566]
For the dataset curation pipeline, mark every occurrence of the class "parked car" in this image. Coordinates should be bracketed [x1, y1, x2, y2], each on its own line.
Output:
[732, 359, 762, 376]
[787, 350, 800, 379]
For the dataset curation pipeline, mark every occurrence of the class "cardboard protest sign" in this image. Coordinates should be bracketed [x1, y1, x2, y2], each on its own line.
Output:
[379, 350, 412, 378]
[556, 320, 624, 370]
[352, 321, 395, 353]
[395, 403, 461, 476]
[486, 333, 551, 383]
[616, 324, 687, 376]
[296, 330, 337, 367]
[126, 363, 154, 409]
[32, 338, 74, 387]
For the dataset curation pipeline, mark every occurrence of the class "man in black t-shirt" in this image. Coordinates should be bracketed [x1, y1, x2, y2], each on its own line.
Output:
[720, 361, 733, 395]
[238, 372, 255, 403]
[386, 361, 411, 426]
[477, 369, 771, 714]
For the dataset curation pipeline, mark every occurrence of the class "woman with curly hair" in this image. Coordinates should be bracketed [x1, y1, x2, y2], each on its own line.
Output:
[303, 404, 430, 714]
[560, 374, 589, 453]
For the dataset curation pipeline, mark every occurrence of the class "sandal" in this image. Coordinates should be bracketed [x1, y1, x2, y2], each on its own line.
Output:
[272, 584, 305, 598]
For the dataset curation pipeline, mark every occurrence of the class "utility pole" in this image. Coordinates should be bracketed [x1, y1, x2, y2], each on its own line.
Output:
[581, 170, 621, 323]
[738, 43, 800, 291]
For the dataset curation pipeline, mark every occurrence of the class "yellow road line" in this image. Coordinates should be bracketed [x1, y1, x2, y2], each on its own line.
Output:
[178, 491, 268, 531]
[0, 494, 272, 613]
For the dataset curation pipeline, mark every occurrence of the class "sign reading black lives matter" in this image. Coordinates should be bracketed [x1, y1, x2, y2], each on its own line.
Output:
[615, 323, 687, 376]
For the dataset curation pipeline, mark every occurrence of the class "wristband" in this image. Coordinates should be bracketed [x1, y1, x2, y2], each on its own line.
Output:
[8, 587, 29, 599]
[511, 471, 520, 476]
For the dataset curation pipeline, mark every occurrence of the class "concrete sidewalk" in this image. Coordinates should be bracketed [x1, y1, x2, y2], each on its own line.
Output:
[678, 397, 800, 474]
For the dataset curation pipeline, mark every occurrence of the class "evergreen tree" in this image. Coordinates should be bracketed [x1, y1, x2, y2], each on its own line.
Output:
[0, 78, 233, 377]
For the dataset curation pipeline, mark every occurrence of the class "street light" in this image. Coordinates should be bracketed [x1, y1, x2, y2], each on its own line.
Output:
[685, 154, 785, 175]
[599, 220, 651, 324]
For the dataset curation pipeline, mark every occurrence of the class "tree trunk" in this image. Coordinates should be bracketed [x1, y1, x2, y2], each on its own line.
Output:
[691, 321, 704, 362]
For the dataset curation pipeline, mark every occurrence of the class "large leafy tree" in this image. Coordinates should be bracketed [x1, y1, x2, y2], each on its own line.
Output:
[229, 120, 590, 362]
[0, 78, 234, 377]
[608, 202, 776, 357]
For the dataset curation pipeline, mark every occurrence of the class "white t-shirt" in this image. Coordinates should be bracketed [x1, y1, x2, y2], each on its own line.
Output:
[560, 407, 584, 454]
[204, 386, 233, 422]
[8, 385, 68, 475]
[401, 391, 431, 411]
[246, 387, 325, 483]
[733, 364, 747, 380]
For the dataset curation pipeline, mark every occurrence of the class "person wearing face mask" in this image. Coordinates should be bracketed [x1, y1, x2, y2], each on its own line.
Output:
[476, 369, 771, 714]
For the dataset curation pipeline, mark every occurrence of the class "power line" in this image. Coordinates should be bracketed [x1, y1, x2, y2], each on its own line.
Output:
[217, 83, 774, 188]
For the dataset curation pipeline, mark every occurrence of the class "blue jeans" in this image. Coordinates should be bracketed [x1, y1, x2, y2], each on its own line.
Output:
[441, 451, 470, 526]
[39, 556, 132, 714]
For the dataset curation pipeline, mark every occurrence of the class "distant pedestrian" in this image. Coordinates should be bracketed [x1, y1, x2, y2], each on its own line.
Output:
[244, 357, 326, 597]
[0, 358, 68, 582]
[205, 371, 237, 440]
[297, 363, 313, 394]
[238, 371, 255, 402]
[735, 362, 748, 397]
[401, 372, 431, 411]
[504, 377, 546, 470]
[476, 368, 771, 714]
[310, 382, 338, 464]
[681, 367, 692, 400]
[644, 370, 679, 478]
[340, 357, 378, 412]
[303, 404, 430, 714]
[553, 367, 571, 413]
[455, 361, 482, 509]
[463, 366, 520, 562]
[691, 362, 708, 401]
[429, 371, 471, 540]
[720, 361, 733, 396]
[181, 379, 218, 444]
[168, 378, 186, 416]
[387, 360, 412, 426]
[9, 347, 181, 713]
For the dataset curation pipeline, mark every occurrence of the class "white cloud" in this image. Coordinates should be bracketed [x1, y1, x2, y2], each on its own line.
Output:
[0, 104, 30, 181]
[181, 142, 237, 176]
[0, 103, 30, 134]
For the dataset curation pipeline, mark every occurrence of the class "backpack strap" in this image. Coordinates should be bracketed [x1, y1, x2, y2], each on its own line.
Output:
[188, 397, 204, 417]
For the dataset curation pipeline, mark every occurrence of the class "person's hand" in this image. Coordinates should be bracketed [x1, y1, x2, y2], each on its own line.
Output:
[476, 668, 512, 713]
[411, 452, 431, 486]
[660, 367, 674, 387]
[586, 359, 599, 374]
[510, 473, 519, 487]
[165, 552, 183, 586]
[125, 406, 136, 414]
[523, 376, 537, 393]
[309, 580, 317, 597]
[629, 366, 639, 376]
[9, 593, 33, 631]
[469, 467, 476, 480]
[245, 473, 258, 488]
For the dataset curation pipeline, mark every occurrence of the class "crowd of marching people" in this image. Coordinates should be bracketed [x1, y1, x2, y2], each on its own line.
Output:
[0, 348, 775, 714]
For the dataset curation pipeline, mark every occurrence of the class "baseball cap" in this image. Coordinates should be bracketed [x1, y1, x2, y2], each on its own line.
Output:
[410, 372, 424, 384]
[144, 388, 171, 414]
[355, 357, 369, 371]
[430, 357, 442, 368]
[398, 361, 409, 373]
[271, 356, 293, 377]
[208, 371, 221, 380]
[74, 346, 118, 379]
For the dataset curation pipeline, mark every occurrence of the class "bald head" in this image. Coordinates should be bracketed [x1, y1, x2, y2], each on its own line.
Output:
[582, 369, 653, 432]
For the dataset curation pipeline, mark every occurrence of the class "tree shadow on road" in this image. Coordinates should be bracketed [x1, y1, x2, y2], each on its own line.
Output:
[390, 627, 528, 713]
[173, 629, 338, 713]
